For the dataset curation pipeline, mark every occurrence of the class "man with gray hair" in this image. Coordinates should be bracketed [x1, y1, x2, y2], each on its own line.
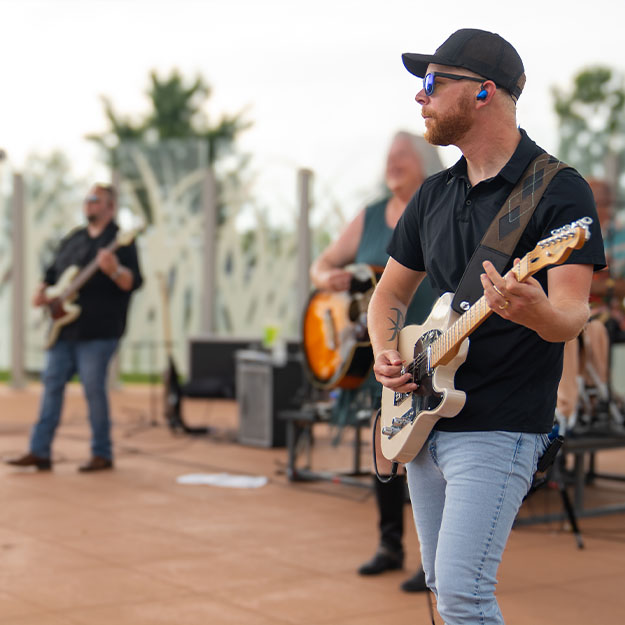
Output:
[310, 131, 443, 592]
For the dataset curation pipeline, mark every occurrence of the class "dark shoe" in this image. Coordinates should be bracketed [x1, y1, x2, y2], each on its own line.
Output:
[358, 547, 404, 575]
[5, 452, 51, 471]
[78, 456, 113, 472]
[400, 567, 428, 592]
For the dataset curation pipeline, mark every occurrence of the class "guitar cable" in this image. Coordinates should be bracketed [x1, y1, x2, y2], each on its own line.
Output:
[371, 408, 399, 483]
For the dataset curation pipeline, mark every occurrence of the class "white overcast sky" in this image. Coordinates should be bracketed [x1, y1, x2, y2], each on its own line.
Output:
[1, 0, 623, 214]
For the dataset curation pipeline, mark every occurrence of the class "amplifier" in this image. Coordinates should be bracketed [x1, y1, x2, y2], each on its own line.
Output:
[236, 350, 304, 447]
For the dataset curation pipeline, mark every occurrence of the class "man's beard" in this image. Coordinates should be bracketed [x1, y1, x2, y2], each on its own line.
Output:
[423, 94, 473, 146]
[86, 214, 98, 223]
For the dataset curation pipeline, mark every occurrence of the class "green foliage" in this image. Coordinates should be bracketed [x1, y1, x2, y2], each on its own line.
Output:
[553, 66, 625, 193]
[88, 69, 251, 221]
[143, 71, 250, 161]
[146, 71, 207, 139]
[21, 151, 86, 276]
[119, 371, 161, 384]
[0, 370, 160, 385]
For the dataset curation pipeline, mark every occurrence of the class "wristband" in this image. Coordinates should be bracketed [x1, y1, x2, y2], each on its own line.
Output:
[110, 266, 123, 281]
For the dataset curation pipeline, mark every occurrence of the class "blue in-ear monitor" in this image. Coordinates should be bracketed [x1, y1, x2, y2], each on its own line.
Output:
[476, 88, 488, 100]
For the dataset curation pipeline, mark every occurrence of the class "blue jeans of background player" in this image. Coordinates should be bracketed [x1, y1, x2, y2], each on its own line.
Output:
[30, 338, 119, 461]
[406, 430, 549, 625]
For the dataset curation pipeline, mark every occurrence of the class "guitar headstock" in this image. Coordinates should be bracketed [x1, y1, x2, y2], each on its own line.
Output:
[525, 218, 592, 274]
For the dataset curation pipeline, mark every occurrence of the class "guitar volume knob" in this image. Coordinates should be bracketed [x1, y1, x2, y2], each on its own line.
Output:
[381, 425, 401, 437]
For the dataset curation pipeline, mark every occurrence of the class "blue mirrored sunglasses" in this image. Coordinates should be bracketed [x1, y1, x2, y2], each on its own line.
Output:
[423, 72, 484, 96]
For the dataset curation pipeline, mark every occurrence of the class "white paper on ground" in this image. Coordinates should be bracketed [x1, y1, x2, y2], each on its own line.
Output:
[176, 473, 268, 489]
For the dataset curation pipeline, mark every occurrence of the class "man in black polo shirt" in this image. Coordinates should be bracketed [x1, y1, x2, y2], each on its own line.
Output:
[368, 29, 606, 624]
[7, 184, 143, 472]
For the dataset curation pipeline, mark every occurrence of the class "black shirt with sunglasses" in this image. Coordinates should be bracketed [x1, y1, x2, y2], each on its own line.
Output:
[387, 129, 606, 434]
[44, 221, 143, 341]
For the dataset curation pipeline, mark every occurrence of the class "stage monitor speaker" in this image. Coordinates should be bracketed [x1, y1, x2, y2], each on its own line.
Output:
[188, 337, 253, 398]
[188, 337, 302, 398]
[236, 350, 303, 447]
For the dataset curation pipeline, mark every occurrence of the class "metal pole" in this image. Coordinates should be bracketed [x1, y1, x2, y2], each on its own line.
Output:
[201, 166, 217, 335]
[108, 170, 122, 389]
[11, 173, 26, 388]
[296, 169, 313, 340]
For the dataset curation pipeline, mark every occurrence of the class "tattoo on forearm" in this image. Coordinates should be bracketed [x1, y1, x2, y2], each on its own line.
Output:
[386, 307, 404, 341]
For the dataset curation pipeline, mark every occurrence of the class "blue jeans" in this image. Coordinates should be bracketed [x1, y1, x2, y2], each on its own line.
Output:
[30, 339, 119, 461]
[406, 430, 549, 625]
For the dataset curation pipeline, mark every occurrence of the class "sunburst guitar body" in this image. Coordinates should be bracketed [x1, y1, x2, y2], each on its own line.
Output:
[302, 264, 383, 389]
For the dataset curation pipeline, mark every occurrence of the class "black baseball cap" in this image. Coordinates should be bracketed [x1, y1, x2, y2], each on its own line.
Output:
[402, 29, 526, 100]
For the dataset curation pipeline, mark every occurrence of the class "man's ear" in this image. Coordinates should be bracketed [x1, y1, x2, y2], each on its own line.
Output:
[475, 80, 496, 104]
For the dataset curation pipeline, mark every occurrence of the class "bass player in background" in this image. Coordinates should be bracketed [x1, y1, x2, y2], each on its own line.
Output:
[6, 183, 143, 472]
[310, 131, 443, 593]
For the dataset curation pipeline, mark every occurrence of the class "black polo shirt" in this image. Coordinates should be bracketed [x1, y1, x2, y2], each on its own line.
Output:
[44, 221, 143, 341]
[388, 129, 606, 434]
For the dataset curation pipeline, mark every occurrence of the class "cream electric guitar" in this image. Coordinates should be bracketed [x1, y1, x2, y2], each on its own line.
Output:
[380, 220, 592, 463]
[43, 228, 139, 348]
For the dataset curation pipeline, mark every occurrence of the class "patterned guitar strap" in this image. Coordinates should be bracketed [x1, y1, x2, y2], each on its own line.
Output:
[451, 153, 571, 314]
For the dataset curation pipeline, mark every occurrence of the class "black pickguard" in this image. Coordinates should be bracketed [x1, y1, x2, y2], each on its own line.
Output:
[410, 329, 444, 414]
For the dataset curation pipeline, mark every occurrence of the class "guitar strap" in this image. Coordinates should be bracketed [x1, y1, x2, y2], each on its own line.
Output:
[451, 152, 571, 314]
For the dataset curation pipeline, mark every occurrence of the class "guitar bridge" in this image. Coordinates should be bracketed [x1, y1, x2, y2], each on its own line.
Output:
[381, 408, 415, 439]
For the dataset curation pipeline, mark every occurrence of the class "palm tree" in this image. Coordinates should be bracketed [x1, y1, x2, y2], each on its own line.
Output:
[88, 69, 251, 222]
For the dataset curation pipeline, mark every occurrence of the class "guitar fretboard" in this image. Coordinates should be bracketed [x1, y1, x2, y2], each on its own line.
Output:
[430, 254, 532, 367]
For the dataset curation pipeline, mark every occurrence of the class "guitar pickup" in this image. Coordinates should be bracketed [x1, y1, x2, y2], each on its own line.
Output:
[322, 310, 337, 350]
[394, 391, 411, 406]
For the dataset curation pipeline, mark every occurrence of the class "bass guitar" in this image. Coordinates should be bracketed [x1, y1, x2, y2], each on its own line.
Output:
[302, 264, 383, 389]
[44, 228, 140, 348]
[380, 220, 591, 463]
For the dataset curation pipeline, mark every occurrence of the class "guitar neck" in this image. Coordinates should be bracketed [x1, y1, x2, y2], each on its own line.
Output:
[431, 255, 533, 367]
[59, 238, 120, 301]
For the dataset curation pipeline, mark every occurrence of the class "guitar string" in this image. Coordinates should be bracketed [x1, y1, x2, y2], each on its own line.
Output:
[401, 288, 501, 376]
[402, 300, 482, 374]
